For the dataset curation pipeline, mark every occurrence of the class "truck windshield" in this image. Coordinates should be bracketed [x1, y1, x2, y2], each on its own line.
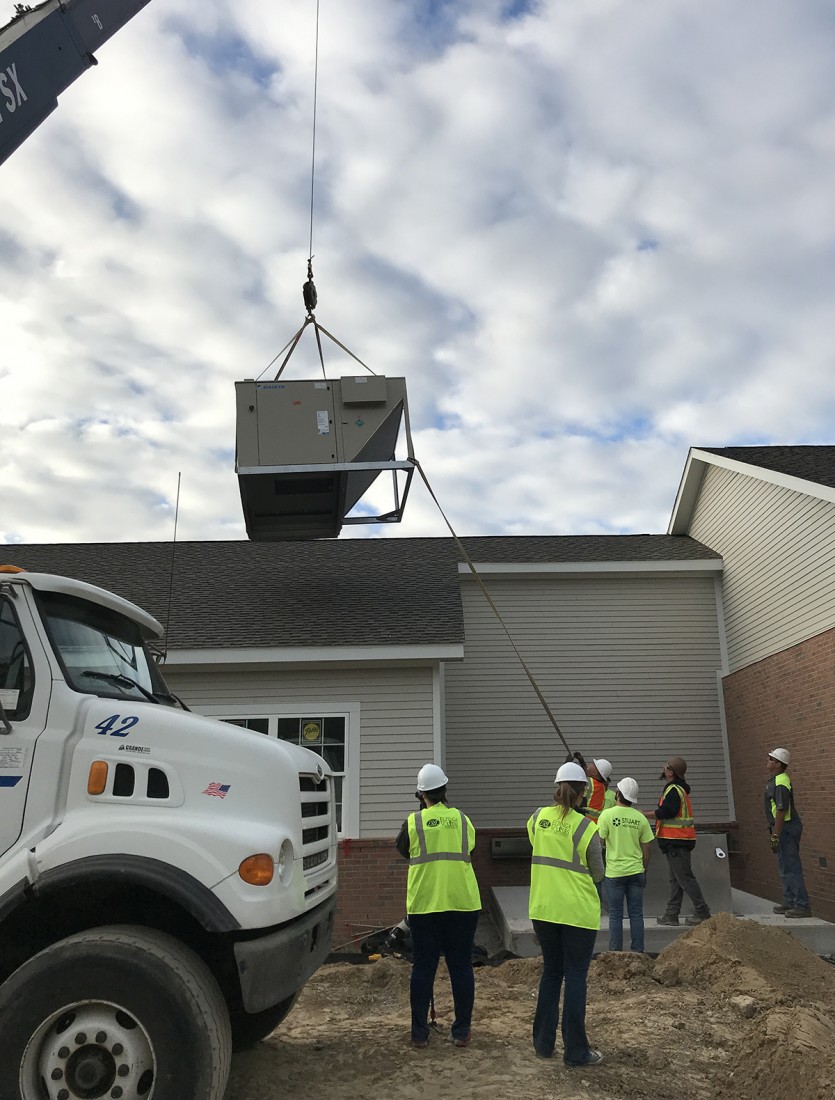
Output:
[35, 591, 180, 707]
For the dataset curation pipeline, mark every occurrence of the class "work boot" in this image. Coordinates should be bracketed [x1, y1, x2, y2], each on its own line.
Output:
[786, 907, 813, 918]
[656, 915, 680, 926]
[685, 913, 710, 926]
[773, 905, 789, 914]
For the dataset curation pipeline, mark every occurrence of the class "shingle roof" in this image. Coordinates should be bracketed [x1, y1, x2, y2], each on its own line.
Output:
[700, 446, 835, 490]
[5, 535, 718, 650]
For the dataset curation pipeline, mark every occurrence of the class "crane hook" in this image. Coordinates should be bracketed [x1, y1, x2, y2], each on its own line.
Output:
[303, 256, 318, 315]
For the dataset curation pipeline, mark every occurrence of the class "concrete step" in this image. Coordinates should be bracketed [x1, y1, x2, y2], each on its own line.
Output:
[490, 885, 835, 957]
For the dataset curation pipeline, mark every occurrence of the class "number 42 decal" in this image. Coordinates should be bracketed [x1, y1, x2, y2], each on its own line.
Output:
[95, 715, 140, 738]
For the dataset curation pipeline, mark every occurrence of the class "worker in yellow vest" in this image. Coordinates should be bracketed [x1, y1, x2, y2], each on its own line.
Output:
[654, 756, 711, 926]
[395, 763, 481, 1050]
[766, 748, 811, 917]
[528, 761, 604, 1067]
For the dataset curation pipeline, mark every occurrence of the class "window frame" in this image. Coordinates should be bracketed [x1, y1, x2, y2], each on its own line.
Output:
[198, 702, 360, 838]
[0, 594, 35, 721]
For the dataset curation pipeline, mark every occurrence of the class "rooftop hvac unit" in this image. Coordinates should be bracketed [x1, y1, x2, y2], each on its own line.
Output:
[235, 375, 415, 541]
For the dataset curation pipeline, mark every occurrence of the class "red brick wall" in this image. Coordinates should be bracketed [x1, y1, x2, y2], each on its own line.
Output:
[722, 627, 835, 921]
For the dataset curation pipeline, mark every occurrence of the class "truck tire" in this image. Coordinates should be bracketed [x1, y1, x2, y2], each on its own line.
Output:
[0, 925, 232, 1100]
[230, 990, 301, 1051]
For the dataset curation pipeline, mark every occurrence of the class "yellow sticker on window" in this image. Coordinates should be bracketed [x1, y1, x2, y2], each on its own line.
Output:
[303, 722, 321, 742]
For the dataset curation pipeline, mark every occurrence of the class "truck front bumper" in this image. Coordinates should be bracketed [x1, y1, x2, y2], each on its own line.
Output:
[233, 894, 337, 1012]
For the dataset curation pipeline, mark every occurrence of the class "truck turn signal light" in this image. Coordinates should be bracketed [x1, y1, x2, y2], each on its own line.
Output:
[239, 854, 274, 886]
[87, 760, 109, 795]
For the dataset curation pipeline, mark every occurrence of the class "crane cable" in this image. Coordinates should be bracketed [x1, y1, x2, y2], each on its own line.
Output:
[303, 0, 321, 318]
[413, 460, 573, 758]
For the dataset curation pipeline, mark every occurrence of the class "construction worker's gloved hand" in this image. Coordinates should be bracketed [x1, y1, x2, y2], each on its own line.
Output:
[770, 834, 779, 853]
[572, 751, 587, 770]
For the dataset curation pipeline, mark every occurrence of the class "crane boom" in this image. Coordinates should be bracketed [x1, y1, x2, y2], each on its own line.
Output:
[0, 0, 152, 166]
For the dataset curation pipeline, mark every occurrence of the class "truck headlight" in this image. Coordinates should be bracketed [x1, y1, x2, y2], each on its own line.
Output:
[277, 839, 294, 884]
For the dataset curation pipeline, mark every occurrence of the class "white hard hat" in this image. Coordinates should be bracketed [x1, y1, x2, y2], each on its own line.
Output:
[416, 763, 449, 791]
[593, 758, 612, 780]
[617, 777, 639, 803]
[769, 747, 790, 766]
[555, 762, 587, 784]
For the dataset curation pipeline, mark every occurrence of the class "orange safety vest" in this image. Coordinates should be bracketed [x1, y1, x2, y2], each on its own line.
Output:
[582, 776, 607, 823]
[655, 783, 696, 841]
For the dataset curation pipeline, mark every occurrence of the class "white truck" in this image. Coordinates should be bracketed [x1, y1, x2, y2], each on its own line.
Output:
[0, 564, 338, 1100]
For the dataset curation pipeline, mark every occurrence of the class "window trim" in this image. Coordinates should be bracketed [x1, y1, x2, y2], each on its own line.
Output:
[198, 702, 360, 838]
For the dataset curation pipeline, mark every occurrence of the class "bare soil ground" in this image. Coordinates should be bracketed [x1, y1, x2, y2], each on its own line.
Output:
[224, 913, 835, 1100]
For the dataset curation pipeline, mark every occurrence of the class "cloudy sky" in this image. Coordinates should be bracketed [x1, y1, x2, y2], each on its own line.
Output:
[1, 0, 834, 546]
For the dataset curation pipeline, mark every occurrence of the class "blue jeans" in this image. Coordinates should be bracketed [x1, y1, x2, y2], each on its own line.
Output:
[531, 920, 597, 1065]
[605, 872, 646, 952]
[777, 819, 810, 910]
[409, 910, 479, 1042]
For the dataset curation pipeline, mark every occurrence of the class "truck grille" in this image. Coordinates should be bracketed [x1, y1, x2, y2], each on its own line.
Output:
[299, 771, 335, 901]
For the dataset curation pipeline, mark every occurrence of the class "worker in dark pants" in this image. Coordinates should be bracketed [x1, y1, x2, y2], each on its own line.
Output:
[654, 756, 711, 927]
[528, 761, 605, 1067]
[766, 748, 812, 917]
[395, 764, 481, 1050]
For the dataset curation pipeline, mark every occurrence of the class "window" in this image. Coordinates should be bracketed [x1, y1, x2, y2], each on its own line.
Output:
[209, 705, 358, 836]
[224, 718, 269, 735]
[0, 597, 34, 720]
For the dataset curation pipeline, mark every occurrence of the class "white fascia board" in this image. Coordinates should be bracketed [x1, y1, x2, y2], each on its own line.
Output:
[163, 643, 464, 668]
[669, 447, 835, 534]
[458, 559, 722, 577]
[668, 449, 708, 535]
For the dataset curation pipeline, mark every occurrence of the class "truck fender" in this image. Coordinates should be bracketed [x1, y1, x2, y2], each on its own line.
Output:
[31, 853, 241, 932]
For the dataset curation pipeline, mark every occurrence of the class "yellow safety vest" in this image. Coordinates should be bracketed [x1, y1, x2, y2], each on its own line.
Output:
[406, 804, 481, 915]
[771, 772, 794, 822]
[527, 806, 601, 930]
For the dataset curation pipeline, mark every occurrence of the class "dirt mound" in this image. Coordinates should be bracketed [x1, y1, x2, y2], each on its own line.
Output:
[728, 1006, 835, 1100]
[652, 912, 835, 1004]
[591, 950, 654, 991]
[475, 956, 540, 992]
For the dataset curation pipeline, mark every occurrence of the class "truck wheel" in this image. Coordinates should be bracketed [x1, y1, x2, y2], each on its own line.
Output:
[0, 925, 231, 1100]
[230, 991, 301, 1051]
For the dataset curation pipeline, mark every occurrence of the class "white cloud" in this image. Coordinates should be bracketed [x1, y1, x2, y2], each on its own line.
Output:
[1, 0, 834, 547]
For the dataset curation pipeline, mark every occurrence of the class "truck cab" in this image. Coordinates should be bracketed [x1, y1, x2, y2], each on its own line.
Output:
[0, 565, 337, 1100]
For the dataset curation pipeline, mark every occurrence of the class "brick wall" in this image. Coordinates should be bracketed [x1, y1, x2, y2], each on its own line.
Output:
[723, 626, 835, 921]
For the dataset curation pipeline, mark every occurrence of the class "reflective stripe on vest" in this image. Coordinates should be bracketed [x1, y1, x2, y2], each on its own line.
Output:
[409, 810, 471, 866]
[655, 783, 696, 840]
[530, 811, 594, 876]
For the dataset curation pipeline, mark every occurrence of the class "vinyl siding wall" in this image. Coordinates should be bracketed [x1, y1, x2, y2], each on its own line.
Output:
[444, 573, 729, 826]
[687, 465, 835, 672]
[164, 664, 436, 837]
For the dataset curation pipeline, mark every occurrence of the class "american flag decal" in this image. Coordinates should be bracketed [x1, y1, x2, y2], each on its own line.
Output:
[202, 782, 231, 799]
